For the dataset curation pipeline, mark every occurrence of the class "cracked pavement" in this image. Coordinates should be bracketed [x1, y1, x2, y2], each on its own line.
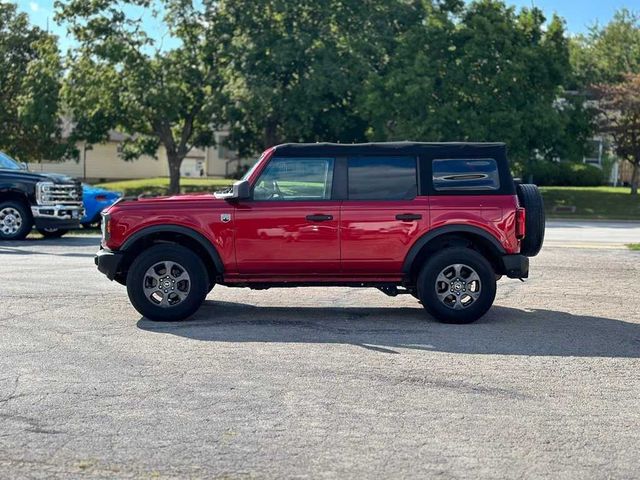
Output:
[1, 236, 639, 479]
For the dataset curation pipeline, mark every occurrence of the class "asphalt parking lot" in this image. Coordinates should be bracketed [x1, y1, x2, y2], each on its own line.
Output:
[1, 235, 639, 479]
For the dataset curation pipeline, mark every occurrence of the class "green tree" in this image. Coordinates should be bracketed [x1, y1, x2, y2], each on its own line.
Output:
[361, 0, 592, 169]
[0, 3, 70, 162]
[570, 9, 640, 86]
[593, 75, 640, 195]
[570, 9, 640, 194]
[57, 0, 226, 194]
[209, 0, 420, 156]
[360, 0, 462, 141]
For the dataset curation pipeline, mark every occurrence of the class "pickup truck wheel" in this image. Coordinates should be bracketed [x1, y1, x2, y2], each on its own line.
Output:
[0, 201, 32, 241]
[37, 228, 68, 239]
[127, 244, 208, 322]
[417, 247, 496, 324]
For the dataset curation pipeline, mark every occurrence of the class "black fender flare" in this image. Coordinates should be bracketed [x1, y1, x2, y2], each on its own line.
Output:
[0, 186, 31, 204]
[121, 225, 225, 274]
[402, 225, 506, 275]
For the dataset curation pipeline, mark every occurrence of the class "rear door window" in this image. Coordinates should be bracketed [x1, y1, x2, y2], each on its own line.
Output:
[432, 158, 500, 191]
[347, 156, 417, 200]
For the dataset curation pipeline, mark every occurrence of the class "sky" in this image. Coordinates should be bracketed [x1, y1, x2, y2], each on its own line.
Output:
[15, 0, 640, 53]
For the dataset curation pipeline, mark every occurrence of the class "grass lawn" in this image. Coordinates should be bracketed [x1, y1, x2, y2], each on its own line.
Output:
[94, 179, 640, 221]
[540, 186, 640, 221]
[627, 243, 640, 251]
[96, 177, 233, 197]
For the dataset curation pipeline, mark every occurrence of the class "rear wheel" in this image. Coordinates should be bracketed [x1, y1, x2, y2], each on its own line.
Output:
[417, 247, 496, 324]
[37, 228, 68, 239]
[126, 244, 209, 321]
[0, 201, 32, 241]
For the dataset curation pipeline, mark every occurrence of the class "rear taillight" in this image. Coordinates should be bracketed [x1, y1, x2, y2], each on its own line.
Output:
[516, 207, 526, 239]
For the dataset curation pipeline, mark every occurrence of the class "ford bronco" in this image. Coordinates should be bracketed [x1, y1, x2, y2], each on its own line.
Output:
[95, 142, 544, 324]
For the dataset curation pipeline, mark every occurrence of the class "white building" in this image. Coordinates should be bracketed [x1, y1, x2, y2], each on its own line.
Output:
[28, 130, 253, 181]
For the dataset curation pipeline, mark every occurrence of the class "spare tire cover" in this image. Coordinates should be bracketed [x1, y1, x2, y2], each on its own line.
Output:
[517, 183, 545, 257]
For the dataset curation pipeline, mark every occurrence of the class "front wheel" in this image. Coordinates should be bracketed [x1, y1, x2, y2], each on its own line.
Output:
[417, 247, 496, 324]
[0, 201, 32, 241]
[126, 244, 209, 321]
[37, 228, 69, 239]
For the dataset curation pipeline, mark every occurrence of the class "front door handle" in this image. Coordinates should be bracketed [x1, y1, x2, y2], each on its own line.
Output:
[306, 214, 333, 222]
[396, 213, 422, 221]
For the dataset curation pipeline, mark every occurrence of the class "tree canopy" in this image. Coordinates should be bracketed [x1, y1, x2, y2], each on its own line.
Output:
[571, 9, 640, 194]
[570, 9, 640, 87]
[209, 0, 422, 157]
[592, 75, 640, 194]
[57, 0, 227, 193]
[7, 0, 639, 191]
[361, 0, 592, 167]
[0, 3, 70, 162]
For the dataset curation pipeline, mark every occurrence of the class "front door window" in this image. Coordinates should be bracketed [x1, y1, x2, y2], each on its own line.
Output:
[253, 157, 335, 201]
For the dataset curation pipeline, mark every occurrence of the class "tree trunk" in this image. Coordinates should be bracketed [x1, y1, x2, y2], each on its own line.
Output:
[631, 160, 640, 196]
[167, 153, 183, 195]
[263, 117, 280, 148]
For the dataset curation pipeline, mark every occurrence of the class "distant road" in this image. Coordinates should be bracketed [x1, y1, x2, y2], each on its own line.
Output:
[546, 220, 640, 248]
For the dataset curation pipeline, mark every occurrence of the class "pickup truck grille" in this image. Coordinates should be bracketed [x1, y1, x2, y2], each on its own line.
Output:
[36, 182, 83, 205]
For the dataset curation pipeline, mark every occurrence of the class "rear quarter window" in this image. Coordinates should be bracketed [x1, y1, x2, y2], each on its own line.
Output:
[432, 158, 500, 191]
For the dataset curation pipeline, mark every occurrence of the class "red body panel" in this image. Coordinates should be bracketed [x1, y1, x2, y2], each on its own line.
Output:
[103, 145, 521, 283]
[429, 195, 521, 254]
[105, 193, 520, 281]
[232, 200, 341, 275]
[104, 195, 238, 273]
[340, 198, 430, 274]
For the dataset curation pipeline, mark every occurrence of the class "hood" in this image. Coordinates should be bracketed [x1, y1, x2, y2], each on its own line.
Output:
[83, 183, 121, 196]
[106, 192, 226, 213]
[0, 169, 77, 184]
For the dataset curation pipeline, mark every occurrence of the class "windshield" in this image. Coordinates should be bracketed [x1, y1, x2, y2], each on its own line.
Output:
[241, 151, 268, 181]
[0, 152, 20, 170]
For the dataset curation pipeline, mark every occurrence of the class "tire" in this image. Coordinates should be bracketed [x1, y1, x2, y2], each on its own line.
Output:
[126, 244, 209, 321]
[417, 247, 496, 324]
[81, 214, 101, 229]
[517, 183, 545, 257]
[0, 200, 32, 241]
[38, 228, 69, 239]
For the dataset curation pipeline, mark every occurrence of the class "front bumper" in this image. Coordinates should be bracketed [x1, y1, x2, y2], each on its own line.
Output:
[95, 248, 125, 281]
[500, 254, 529, 279]
[31, 205, 84, 229]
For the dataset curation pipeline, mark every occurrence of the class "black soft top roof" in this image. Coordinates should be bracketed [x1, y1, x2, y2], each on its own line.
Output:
[273, 141, 507, 158]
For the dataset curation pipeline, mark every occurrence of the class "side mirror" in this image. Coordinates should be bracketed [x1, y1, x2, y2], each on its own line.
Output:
[232, 179, 251, 200]
[214, 179, 251, 200]
[19, 162, 28, 171]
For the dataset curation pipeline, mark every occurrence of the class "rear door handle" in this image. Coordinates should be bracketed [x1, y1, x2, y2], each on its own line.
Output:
[396, 213, 422, 221]
[306, 214, 333, 222]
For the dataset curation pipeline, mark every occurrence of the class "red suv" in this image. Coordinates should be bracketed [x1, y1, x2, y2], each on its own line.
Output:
[96, 142, 544, 324]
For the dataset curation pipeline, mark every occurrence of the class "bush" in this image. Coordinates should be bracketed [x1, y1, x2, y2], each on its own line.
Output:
[523, 161, 604, 186]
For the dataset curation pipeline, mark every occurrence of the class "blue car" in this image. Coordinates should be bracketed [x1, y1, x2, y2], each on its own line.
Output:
[81, 184, 122, 228]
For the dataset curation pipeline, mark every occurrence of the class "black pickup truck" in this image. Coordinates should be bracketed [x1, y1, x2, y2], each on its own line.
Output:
[0, 151, 83, 240]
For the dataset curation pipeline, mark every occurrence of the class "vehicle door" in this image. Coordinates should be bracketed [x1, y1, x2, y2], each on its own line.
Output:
[340, 156, 429, 275]
[234, 156, 340, 275]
